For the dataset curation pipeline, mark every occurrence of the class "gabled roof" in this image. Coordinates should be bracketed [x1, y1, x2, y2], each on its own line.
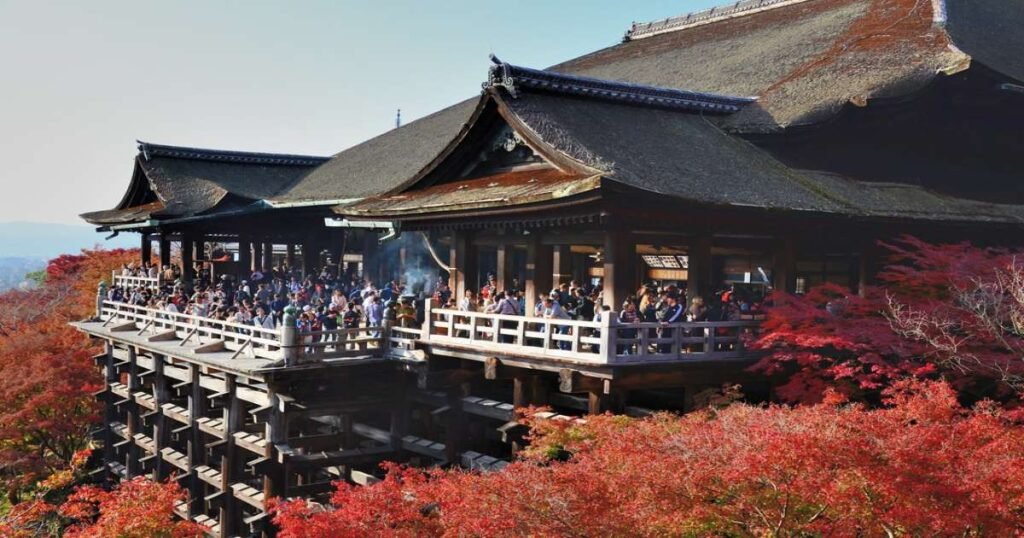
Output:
[81, 142, 328, 226]
[336, 61, 1024, 226]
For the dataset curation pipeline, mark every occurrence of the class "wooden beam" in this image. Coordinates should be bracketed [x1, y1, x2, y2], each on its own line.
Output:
[558, 368, 607, 394]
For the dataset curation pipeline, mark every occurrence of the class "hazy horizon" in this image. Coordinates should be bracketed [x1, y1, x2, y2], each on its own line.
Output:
[0, 0, 718, 226]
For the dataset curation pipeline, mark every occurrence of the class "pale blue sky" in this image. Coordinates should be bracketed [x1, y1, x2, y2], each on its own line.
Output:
[0, 1, 717, 225]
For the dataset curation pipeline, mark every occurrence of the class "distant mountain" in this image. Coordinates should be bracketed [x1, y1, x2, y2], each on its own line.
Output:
[0, 221, 136, 259]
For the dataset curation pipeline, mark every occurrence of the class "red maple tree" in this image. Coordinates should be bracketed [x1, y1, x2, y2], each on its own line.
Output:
[750, 236, 1024, 404]
[273, 381, 1024, 536]
[0, 248, 137, 504]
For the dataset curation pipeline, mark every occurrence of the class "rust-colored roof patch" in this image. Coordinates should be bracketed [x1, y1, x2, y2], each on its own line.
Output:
[338, 168, 599, 217]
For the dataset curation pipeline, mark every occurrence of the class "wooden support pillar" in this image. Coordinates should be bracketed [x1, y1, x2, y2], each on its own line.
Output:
[181, 233, 195, 284]
[495, 244, 517, 292]
[444, 384, 467, 464]
[186, 364, 206, 517]
[220, 375, 242, 537]
[151, 354, 171, 481]
[687, 235, 713, 305]
[588, 391, 606, 415]
[286, 244, 296, 269]
[263, 390, 288, 500]
[102, 341, 116, 466]
[251, 242, 263, 273]
[389, 374, 409, 450]
[857, 239, 880, 297]
[125, 346, 140, 477]
[603, 230, 637, 310]
[237, 237, 251, 279]
[303, 239, 320, 278]
[141, 233, 152, 265]
[553, 245, 572, 285]
[159, 235, 172, 267]
[449, 231, 478, 301]
[262, 242, 274, 274]
[363, 232, 381, 285]
[773, 237, 797, 294]
[525, 234, 553, 316]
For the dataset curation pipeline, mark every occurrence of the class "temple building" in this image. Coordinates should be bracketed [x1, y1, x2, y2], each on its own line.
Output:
[74, 0, 1024, 535]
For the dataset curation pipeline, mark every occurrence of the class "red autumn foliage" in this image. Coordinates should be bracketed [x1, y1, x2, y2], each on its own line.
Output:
[750, 236, 1024, 404]
[0, 248, 137, 503]
[58, 477, 205, 538]
[272, 381, 1024, 536]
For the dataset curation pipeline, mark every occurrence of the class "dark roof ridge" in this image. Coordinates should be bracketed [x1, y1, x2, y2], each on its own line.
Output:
[136, 141, 330, 167]
[486, 56, 756, 114]
[624, 0, 815, 41]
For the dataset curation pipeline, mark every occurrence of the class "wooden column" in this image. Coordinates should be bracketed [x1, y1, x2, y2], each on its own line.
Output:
[251, 242, 263, 272]
[773, 237, 797, 294]
[262, 242, 274, 274]
[302, 240, 319, 278]
[857, 239, 880, 296]
[141, 233, 152, 265]
[181, 233, 195, 284]
[102, 341, 117, 466]
[286, 244, 296, 269]
[525, 234, 553, 315]
[496, 244, 516, 292]
[237, 237, 251, 279]
[444, 384, 467, 464]
[159, 235, 172, 267]
[124, 346, 140, 477]
[363, 232, 380, 285]
[220, 375, 243, 537]
[603, 231, 637, 310]
[687, 236, 713, 304]
[449, 231, 478, 301]
[263, 390, 288, 500]
[553, 245, 572, 285]
[151, 354, 171, 481]
[186, 364, 206, 516]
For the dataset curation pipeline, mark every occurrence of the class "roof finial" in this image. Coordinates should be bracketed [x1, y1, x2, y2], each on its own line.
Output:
[395, 108, 402, 129]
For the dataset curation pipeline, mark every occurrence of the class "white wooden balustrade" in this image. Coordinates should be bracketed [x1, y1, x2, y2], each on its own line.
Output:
[98, 298, 760, 366]
[405, 299, 760, 365]
[112, 272, 162, 291]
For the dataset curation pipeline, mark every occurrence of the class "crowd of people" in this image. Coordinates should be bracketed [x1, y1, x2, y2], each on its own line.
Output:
[111, 262, 765, 355]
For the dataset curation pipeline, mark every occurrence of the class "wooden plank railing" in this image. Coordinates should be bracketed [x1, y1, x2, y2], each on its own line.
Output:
[421, 299, 759, 365]
[96, 297, 759, 367]
[98, 301, 385, 363]
[112, 272, 162, 291]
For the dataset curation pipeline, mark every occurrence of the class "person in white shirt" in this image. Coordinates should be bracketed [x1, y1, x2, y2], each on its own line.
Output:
[253, 307, 275, 330]
[331, 289, 348, 312]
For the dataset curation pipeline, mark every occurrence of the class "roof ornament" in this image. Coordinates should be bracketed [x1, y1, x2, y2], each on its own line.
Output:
[137, 140, 150, 161]
[486, 54, 518, 98]
[624, 0, 813, 41]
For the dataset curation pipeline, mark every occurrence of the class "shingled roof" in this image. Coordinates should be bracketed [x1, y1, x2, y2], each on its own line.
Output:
[81, 142, 328, 226]
[339, 82, 1024, 225]
[83, 0, 1024, 228]
[555, 0, 1024, 132]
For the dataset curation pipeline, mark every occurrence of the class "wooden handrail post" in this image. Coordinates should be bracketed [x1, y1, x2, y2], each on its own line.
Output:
[96, 280, 108, 320]
[600, 310, 618, 364]
[382, 320, 393, 353]
[281, 305, 300, 366]
[421, 298, 433, 341]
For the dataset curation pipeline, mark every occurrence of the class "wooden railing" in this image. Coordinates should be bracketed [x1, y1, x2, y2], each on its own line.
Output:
[98, 301, 384, 363]
[96, 297, 759, 367]
[421, 301, 760, 365]
[112, 272, 162, 290]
